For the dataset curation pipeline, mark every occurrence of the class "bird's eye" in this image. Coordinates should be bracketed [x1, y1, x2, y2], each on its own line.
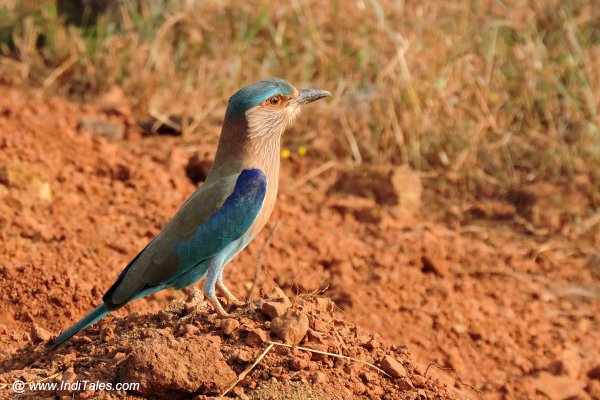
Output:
[268, 95, 281, 106]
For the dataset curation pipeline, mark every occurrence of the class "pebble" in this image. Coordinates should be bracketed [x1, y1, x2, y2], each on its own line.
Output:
[245, 329, 269, 346]
[262, 301, 290, 320]
[380, 355, 407, 378]
[31, 324, 51, 342]
[270, 309, 309, 345]
[219, 319, 240, 336]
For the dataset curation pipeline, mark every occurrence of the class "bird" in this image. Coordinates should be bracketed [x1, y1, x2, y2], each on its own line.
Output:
[51, 78, 331, 347]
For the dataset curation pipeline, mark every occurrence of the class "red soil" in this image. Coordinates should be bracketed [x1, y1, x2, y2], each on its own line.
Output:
[0, 86, 598, 399]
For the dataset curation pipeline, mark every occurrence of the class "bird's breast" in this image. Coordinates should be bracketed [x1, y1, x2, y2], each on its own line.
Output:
[247, 178, 277, 239]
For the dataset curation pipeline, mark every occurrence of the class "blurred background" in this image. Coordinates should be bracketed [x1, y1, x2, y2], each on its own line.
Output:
[1, 0, 598, 202]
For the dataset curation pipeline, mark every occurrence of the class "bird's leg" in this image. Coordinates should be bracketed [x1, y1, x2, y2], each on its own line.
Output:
[216, 265, 245, 306]
[217, 280, 245, 306]
[203, 259, 231, 318]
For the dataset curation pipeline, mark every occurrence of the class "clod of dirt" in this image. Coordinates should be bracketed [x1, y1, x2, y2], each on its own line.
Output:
[219, 319, 240, 336]
[261, 300, 291, 319]
[30, 324, 51, 343]
[0, 161, 52, 202]
[380, 354, 407, 378]
[79, 116, 125, 140]
[244, 328, 269, 346]
[119, 334, 236, 398]
[330, 164, 422, 212]
[420, 230, 449, 277]
[270, 309, 309, 345]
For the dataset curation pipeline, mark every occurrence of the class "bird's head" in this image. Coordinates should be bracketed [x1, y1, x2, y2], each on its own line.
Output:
[224, 77, 331, 140]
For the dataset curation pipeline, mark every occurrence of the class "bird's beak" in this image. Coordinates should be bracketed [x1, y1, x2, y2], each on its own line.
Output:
[292, 88, 332, 105]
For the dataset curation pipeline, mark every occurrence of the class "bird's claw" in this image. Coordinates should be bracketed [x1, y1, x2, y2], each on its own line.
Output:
[206, 293, 244, 319]
[217, 282, 245, 307]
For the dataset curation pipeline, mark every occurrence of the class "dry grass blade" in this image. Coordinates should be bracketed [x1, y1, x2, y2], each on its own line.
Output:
[286, 160, 337, 192]
[220, 343, 275, 396]
[43, 56, 78, 89]
[267, 340, 391, 377]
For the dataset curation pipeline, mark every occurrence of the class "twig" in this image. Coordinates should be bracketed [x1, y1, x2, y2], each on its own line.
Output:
[267, 340, 390, 377]
[425, 362, 486, 399]
[341, 114, 362, 164]
[246, 220, 281, 302]
[43, 56, 78, 89]
[148, 108, 181, 133]
[220, 343, 274, 396]
[286, 160, 337, 192]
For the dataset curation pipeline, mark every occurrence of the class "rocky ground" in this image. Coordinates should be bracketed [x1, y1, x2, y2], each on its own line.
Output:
[0, 85, 599, 399]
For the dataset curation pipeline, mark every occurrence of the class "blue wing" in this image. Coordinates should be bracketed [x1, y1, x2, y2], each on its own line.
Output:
[172, 168, 267, 270]
[103, 168, 267, 307]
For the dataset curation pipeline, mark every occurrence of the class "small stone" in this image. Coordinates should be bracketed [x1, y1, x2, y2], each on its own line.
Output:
[245, 329, 269, 346]
[421, 231, 448, 277]
[452, 324, 468, 335]
[381, 355, 407, 378]
[220, 319, 240, 336]
[365, 336, 382, 350]
[112, 352, 126, 361]
[397, 378, 414, 391]
[79, 117, 125, 140]
[31, 324, 51, 342]
[270, 309, 309, 345]
[262, 301, 290, 320]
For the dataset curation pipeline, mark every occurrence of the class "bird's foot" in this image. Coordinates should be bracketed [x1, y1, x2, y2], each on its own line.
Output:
[217, 282, 245, 307]
[206, 293, 242, 319]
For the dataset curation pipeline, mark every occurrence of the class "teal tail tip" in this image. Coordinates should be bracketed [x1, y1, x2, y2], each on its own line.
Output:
[48, 304, 110, 349]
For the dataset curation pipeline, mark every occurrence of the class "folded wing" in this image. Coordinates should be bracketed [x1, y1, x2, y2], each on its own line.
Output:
[103, 168, 267, 307]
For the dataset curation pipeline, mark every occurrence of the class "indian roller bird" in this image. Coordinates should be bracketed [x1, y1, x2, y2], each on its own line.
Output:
[51, 78, 331, 347]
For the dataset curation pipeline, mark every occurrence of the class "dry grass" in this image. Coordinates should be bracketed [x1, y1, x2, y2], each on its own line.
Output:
[1, 0, 599, 201]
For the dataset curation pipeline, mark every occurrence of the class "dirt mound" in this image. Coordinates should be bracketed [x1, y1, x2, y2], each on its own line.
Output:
[0, 292, 454, 399]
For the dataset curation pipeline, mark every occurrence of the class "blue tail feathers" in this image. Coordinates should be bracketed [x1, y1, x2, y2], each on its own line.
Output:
[50, 303, 110, 348]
